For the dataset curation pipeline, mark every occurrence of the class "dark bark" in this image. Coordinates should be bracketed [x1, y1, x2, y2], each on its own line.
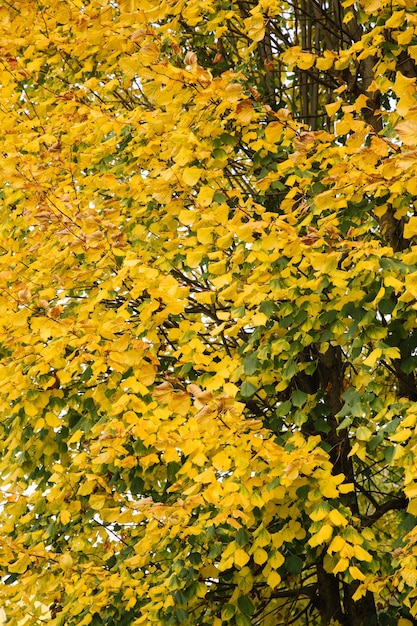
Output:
[344, 583, 378, 626]
[313, 346, 379, 626]
[316, 562, 346, 625]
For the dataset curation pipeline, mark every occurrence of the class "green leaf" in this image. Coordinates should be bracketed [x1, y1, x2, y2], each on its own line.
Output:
[175, 608, 188, 622]
[259, 300, 277, 317]
[189, 552, 202, 565]
[212, 148, 228, 161]
[238, 595, 255, 616]
[314, 418, 331, 434]
[379, 297, 396, 316]
[236, 614, 252, 626]
[275, 400, 292, 417]
[236, 528, 250, 547]
[384, 446, 396, 463]
[213, 191, 227, 203]
[338, 387, 364, 418]
[243, 353, 260, 375]
[221, 604, 236, 620]
[285, 554, 303, 575]
[367, 431, 384, 450]
[384, 417, 401, 435]
[401, 357, 417, 374]
[292, 389, 308, 408]
[356, 426, 372, 441]
[240, 381, 257, 398]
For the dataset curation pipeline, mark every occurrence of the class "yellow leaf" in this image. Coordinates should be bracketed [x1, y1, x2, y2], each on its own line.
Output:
[282, 46, 315, 69]
[349, 565, 366, 581]
[212, 450, 231, 471]
[244, 14, 265, 42]
[385, 10, 405, 27]
[89, 494, 106, 510]
[384, 276, 404, 291]
[328, 509, 348, 527]
[338, 483, 355, 493]
[407, 499, 417, 516]
[45, 412, 62, 428]
[296, 51, 316, 70]
[209, 260, 227, 275]
[282, 46, 301, 66]
[255, 527, 272, 548]
[59, 554, 74, 570]
[251, 312, 268, 326]
[356, 427, 373, 442]
[390, 429, 412, 442]
[310, 502, 330, 522]
[267, 570, 281, 589]
[196, 186, 214, 207]
[404, 216, 417, 239]
[197, 227, 214, 245]
[235, 99, 255, 125]
[94, 449, 117, 465]
[328, 535, 346, 554]
[361, 0, 383, 12]
[8, 555, 31, 574]
[325, 101, 342, 117]
[179, 209, 197, 226]
[385, 347, 401, 360]
[234, 548, 250, 568]
[173, 145, 193, 166]
[183, 166, 202, 186]
[269, 550, 285, 568]
[78, 480, 97, 496]
[265, 122, 283, 144]
[316, 50, 337, 70]
[353, 545, 373, 562]
[396, 120, 417, 146]
[309, 524, 333, 547]
[321, 481, 340, 498]
[60, 509, 71, 525]
[363, 348, 382, 368]
[24, 401, 39, 417]
[332, 557, 349, 574]
[253, 548, 268, 565]
[163, 447, 180, 463]
[139, 42, 160, 65]
[397, 29, 414, 46]
[409, 46, 417, 62]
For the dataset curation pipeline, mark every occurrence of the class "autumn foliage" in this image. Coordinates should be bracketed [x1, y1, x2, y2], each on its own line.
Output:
[2, 0, 417, 624]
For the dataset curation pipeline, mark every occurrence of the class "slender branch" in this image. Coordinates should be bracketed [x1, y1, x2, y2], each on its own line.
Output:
[361, 496, 408, 528]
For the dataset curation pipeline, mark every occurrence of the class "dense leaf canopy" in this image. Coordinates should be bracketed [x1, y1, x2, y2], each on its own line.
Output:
[1, 0, 417, 624]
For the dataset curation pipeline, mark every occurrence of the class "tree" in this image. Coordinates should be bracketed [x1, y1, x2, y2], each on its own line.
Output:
[1, 0, 417, 624]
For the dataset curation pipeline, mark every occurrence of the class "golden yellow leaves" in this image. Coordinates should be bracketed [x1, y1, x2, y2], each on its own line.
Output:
[4, 0, 417, 623]
[325, 101, 342, 117]
[243, 14, 265, 42]
[234, 100, 255, 125]
[360, 0, 386, 13]
[281, 45, 342, 76]
[282, 46, 316, 70]
[309, 523, 333, 547]
[316, 50, 338, 70]
[396, 120, 417, 146]
[182, 166, 202, 187]
[197, 186, 215, 207]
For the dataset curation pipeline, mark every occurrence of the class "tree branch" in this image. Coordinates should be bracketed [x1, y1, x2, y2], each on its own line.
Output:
[361, 497, 408, 528]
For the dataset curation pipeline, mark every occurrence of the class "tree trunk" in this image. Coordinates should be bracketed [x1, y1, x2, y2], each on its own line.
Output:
[315, 346, 379, 625]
